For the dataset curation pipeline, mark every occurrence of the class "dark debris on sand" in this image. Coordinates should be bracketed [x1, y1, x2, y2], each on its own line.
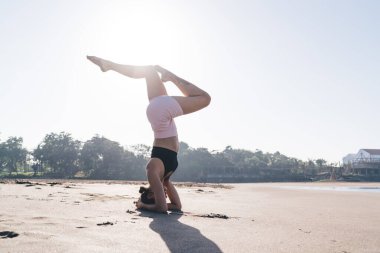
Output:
[15, 180, 43, 187]
[47, 182, 62, 186]
[15, 180, 62, 187]
[0, 231, 19, 239]
[298, 228, 311, 234]
[15, 180, 33, 185]
[197, 213, 230, 219]
[97, 221, 114, 226]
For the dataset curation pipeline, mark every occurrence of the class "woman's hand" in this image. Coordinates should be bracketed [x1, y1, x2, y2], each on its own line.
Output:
[135, 198, 143, 209]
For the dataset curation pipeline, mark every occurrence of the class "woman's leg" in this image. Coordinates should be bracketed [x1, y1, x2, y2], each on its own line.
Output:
[163, 180, 182, 211]
[154, 65, 211, 114]
[87, 56, 167, 100]
[145, 159, 168, 212]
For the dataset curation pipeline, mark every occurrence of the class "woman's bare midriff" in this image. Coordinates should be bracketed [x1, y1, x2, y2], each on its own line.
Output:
[153, 136, 179, 153]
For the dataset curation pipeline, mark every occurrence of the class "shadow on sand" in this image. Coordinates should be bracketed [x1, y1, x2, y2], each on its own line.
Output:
[139, 211, 222, 253]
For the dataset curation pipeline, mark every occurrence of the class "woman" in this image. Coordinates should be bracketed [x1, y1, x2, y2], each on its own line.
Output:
[87, 56, 211, 213]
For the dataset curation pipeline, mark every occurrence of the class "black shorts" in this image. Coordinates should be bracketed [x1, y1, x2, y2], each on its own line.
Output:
[151, 146, 178, 179]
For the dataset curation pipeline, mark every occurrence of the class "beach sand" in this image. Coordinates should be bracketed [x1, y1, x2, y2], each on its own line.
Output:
[1, 180, 380, 253]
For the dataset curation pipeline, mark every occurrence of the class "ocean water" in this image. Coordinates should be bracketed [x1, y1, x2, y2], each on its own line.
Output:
[276, 185, 380, 193]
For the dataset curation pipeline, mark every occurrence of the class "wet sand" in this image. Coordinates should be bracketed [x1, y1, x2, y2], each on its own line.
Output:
[1, 180, 380, 252]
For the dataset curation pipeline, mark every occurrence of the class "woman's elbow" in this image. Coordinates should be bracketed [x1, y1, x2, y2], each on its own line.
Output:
[157, 204, 168, 213]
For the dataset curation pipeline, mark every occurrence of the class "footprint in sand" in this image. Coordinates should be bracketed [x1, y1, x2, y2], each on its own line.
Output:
[124, 220, 136, 224]
[81, 193, 133, 202]
[31, 216, 48, 220]
[195, 189, 215, 194]
[298, 228, 311, 234]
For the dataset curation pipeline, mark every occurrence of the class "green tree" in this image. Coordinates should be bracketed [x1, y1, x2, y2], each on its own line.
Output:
[126, 144, 150, 180]
[304, 159, 317, 177]
[0, 141, 6, 173]
[175, 146, 220, 182]
[33, 132, 81, 177]
[179, 142, 190, 152]
[80, 135, 138, 179]
[129, 144, 151, 159]
[315, 158, 327, 169]
[0, 137, 28, 175]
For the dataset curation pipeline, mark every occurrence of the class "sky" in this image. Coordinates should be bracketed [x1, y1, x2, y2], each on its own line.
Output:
[1, 0, 379, 163]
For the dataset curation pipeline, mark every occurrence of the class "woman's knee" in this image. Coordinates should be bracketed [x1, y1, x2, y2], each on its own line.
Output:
[144, 65, 158, 77]
[146, 159, 164, 179]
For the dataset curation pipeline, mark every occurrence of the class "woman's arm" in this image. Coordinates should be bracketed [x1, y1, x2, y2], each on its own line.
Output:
[136, 199, 167, 214]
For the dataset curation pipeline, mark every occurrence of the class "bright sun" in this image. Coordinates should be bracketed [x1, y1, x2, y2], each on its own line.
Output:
[94, 1, 183, 66]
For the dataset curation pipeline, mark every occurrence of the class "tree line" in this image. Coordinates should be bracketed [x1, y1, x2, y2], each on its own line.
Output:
[0, 132, 337, 182]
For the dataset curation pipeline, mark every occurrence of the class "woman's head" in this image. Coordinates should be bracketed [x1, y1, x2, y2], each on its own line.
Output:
[139, 185, 168, 205]
[139, 186, 155, 204]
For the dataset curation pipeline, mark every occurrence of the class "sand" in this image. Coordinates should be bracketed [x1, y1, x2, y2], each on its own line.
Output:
[1, 180, 380, 253]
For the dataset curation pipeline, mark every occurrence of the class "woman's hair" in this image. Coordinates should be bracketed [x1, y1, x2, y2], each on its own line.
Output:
[139, 186, 155, 204]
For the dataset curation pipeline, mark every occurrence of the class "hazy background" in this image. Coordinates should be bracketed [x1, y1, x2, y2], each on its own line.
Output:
[1, 0, 379, 163]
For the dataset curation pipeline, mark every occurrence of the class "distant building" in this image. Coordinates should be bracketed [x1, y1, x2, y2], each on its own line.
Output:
[343, 149, 380, 175]
[343, 153, 356, 165]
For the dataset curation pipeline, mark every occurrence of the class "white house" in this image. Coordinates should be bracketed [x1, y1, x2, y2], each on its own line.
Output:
[343, 149, 380, 164]
[343, 149, 380, 175]
[356, 149, 380, 161]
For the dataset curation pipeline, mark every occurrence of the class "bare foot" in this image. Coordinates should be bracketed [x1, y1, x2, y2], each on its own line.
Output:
[87, 56, 110, 72]
[154, 65, 176, 83]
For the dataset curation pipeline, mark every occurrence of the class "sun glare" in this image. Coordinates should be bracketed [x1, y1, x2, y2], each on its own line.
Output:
[94, 2, 183, 66]
[79, 1, 190, 144]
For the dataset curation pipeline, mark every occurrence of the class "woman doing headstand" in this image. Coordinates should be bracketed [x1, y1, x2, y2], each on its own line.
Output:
[87, 56, 211, 213]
